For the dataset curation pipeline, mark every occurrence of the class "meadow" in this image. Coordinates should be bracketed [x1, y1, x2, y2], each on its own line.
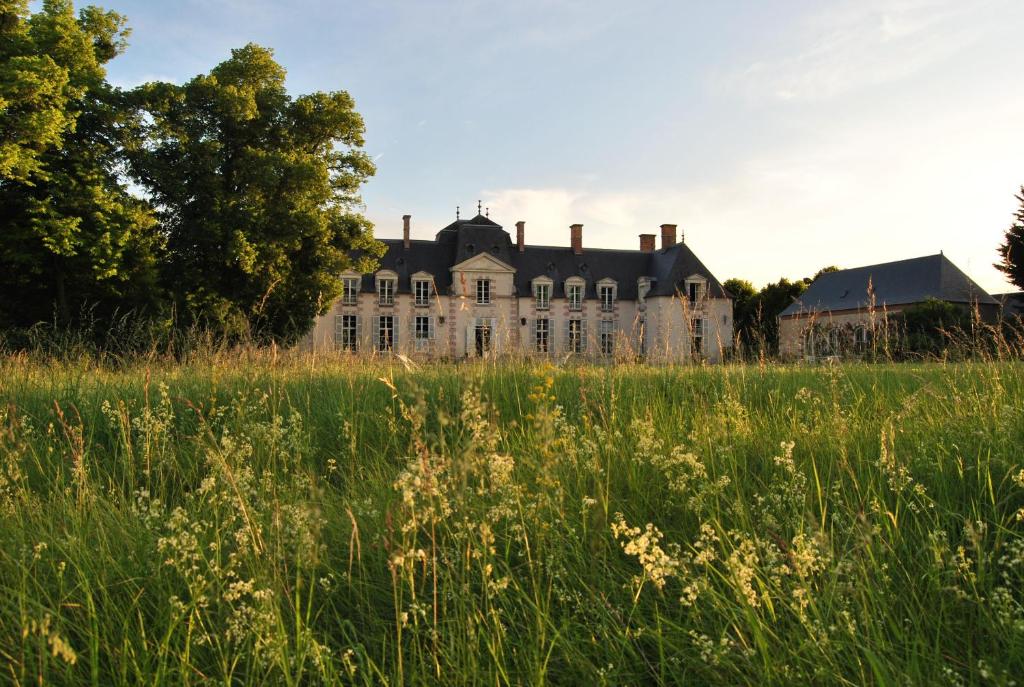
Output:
[0, 353, 1022, 685]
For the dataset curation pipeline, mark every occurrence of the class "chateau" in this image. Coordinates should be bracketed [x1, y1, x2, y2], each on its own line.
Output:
[306, 210, 734, 361]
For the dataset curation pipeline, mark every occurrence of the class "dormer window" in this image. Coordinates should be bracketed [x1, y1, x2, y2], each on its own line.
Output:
[684, 276, 707, 306]
[566, 280, 584, 311]
[413, 277, 432, 307]
[341, 276, 360, 305]
[476, 278, 491, 305]
[533, 280, 551, 310]
[598, 281, 617, 312]
[376, 273, 396, 306]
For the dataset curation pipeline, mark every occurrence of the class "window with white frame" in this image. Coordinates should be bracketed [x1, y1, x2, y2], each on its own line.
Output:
[342, 277, 360, 305]
[637, 316, 646, 356]
[534, 282, 550, 310]
[377, 277, 395, 306]
[855, 326, 870, 351]
[599, 320, 615, 356]
[335, 314, 358, 352]
[413, 279, 431, 307]
[567, 283, 583, 311]
[827, 328, 840, 355]
[599, 284, 616, 312]
[535, 318, 550, 352]
[414, 315, 434, 351]
[567, 318, 585, 354]
[690, 317, 704, 355]
[476, 278, 491, 305]
[376, 315, 394, 351]
[686, 279, 705, 306]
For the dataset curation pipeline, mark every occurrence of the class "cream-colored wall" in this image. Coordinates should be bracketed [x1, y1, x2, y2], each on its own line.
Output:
[643, 294, 733, 363]
[305, 276, 734, 363]
[779, 308, 900, 360]
[306, 293, 451, 356]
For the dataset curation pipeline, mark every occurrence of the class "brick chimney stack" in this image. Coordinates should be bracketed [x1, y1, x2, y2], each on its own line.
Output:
[639, 234, 656, 253]
[516, 221, 525, 253]
[402, 214, 411, 249]
[570, 224, 583, 255]
[660, 223, 677, 250]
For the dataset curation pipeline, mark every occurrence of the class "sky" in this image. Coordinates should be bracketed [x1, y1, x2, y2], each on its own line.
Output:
[101, 0, 1024, 293]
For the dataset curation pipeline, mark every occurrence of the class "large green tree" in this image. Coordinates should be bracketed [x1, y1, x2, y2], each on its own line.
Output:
[725, 267, 839, 355]
[130, 44, 382, 343]
[0, 0, 159, 328]
[995, 186, 1024, 290]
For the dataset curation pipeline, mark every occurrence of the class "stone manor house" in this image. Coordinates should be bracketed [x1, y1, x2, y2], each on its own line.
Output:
[305, 211, 734, 361]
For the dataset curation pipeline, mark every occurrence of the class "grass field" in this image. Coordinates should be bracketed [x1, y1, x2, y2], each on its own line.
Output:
[1, 355, 1022, 685]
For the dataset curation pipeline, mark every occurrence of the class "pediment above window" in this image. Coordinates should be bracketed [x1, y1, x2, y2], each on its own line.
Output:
[450, 253, 516, 273]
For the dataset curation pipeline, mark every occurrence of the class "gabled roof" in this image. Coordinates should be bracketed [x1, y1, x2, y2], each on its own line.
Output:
[780, 254, 997, 318]
[358, 216, 729, 300]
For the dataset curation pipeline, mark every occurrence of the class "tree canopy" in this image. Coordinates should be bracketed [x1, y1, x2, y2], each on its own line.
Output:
[995, 186, 1024, 290]
[0, 1, 380, 343]
[0, 0, 158, 328]
[129, 43, 382, 343]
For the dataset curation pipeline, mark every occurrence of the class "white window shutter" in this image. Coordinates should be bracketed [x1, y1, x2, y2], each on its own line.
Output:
[355, 315, 362, 351]
[372, 316, 380, 350]
[393, 317, 399, 350]
[581, 318, 588, 353]
[334, 315, 343, 347]
[428, 316, 436, 340]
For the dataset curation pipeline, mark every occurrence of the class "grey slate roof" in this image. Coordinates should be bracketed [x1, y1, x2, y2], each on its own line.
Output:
[994, 292, 1024, 318]
[357, 215, 727, 300]
[779, 254, 997, 318]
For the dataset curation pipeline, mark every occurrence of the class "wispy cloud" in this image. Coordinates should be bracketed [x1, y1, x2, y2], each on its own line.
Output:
[722, 0, 1003, 102]
[476, 90, 1023, 294]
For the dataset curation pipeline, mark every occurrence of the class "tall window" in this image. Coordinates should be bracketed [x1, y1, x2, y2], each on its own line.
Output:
[414, 279, 431, 307]
[414, 315, 433, 351]
[599, 285, 615, 312]
[378, 278, 395, 306]
[342, 277, 360, 305]
[535, 318, 550, 353]
[690, 318, 704, 356]
[476, 279, 491, 305]
[335, 314, 358, 352]
[534, 283, 550, 310]
[855, 326, 870, 352]
[377, 315, 394, 352]
[599, 320, 615, 356]
[637, 317, 646, 356]
[568, 284, 582, 311]
[567, 319, 584, 354]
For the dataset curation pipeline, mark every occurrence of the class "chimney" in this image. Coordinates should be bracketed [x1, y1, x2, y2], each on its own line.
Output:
[639, 233, 656, 253]
[660, 223, 677, 250]
[402, 214, 411, 249]
[516, 220, 525, 253]
[570, 224, 583, 255]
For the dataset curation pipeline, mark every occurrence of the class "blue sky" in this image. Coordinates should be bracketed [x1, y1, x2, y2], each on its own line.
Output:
[104, 0, 1024, 292]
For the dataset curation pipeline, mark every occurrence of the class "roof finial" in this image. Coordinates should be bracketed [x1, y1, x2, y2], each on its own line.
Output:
[477, 199, 482, 215]
[485, 206, 489, 217]
[456, 205, 460, 220]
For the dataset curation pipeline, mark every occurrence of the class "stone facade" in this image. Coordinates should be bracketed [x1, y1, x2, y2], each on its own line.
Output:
[305, 213, 734, 362]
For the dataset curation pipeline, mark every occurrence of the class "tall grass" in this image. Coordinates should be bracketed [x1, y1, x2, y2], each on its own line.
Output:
[1, 355, 1022, 685]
